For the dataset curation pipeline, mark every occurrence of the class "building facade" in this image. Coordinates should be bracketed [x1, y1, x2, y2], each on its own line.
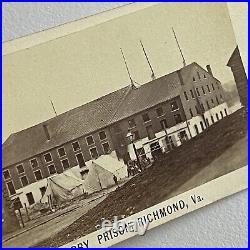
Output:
[227, 46, 248, 107]
[2, 62, 229, 208]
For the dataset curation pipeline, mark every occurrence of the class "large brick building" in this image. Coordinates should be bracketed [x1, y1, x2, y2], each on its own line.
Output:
[2, 62, 229, 208]
[227, 46, 248, 107]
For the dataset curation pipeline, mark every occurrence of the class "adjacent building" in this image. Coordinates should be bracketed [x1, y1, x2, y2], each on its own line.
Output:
[2, 181, 20, 234]
[2, 62, 229, 208]
[227, 46, 248, 107]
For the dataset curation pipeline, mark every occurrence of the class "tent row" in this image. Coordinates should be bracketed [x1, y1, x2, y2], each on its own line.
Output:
[38, 155, 128, 207]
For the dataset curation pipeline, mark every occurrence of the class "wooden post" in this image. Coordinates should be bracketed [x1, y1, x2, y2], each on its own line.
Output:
[24, 203, 30, 221]
[18, 209, 25, 228]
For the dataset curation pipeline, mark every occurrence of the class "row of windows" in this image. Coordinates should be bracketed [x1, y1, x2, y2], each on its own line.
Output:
[188, 96, 224, 118]
[193, 71, 207, 82]
[192, 71, 219, 83]
[129, 114, 182, 142]
[194, 109, 228, 135]
[3, 133, 110, 181]
[3, 142, 112, 191]
[183, 83, 221, 101]
[127, 101, 179, 130]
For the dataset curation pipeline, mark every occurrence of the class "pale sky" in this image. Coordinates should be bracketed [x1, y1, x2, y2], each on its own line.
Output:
[3, 3, 237, 142]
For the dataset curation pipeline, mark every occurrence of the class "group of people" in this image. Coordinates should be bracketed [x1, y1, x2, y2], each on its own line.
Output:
[127, 157, 151, 177]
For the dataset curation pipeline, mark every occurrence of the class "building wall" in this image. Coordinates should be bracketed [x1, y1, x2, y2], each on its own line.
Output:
[110, 96, 186, 160]
[2, 181, 20, 234]
[2, 65, 230, 207]
[228, 50, 248, 107]
[3, 126, 114, 205]
[177, 65, 230, 138]
[179, 65, 227, 122]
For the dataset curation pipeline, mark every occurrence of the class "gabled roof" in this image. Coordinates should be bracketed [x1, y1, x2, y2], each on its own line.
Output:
[2, 62, 207, 168]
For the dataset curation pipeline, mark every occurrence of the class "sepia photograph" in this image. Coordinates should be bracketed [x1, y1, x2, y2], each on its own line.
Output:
[2, 2, 248, 248]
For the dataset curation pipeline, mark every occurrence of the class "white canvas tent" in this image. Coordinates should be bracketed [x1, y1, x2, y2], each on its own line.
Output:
[83, 155, 128, 194]
[39, 155, 128, 206]
[40, 167, 85, 205]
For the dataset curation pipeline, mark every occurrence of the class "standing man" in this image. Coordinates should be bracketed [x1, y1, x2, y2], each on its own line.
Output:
[113, 175, 119, 188]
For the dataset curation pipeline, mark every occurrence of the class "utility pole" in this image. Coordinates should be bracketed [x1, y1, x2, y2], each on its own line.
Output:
[49, 98, 58, 116]
[172, 27, 186, 67]
[120, 48, 135, 88]
[140, 40, 156, 80]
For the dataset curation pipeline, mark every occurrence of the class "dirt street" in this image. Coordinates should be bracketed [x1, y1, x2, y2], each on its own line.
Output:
[34, 107, 248, 248]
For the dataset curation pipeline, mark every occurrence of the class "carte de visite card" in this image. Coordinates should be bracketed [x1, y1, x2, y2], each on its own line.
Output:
[2, 2, 247, 248]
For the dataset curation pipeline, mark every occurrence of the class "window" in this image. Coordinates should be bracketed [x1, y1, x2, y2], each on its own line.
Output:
[48, 164, 56, 175]
[190, 89, 195, 99]
[160, 119, 168, 130]
[211, 115, 215, 124]
[3, 170, 10, 180]
[146, 125, 155, 140]
[133, 131, 140, 141]
[34, 170, 43, 181]
[197, 72, 201, 79]
[206, 118, 209, 126]
[206, 101, 210, 109]
[179, 130, 188, 142]
[76, 153, 86, 168]
[216, 113, 219, 121]
[142, 113, 150, 123]
[90, 147, 98, 159]
[204, 74, 207, 79]
[196, 88, 200, 97]
[189, 108, 194, 117]
[174, 114, 182, 124]
[212, 83, 215, 90]
[194, 125, 199, 135]
[128, 119, 136, 128]
[16, 164, 24, 175]
[6, 181, 16, 195]
[211, 98, 214, 104]
[195, 105, 199, 114]
[207, 85, 211, 93]
[193, 77, 196, 82]
[57, 147, 66, 158]
[72, 141, 81, 152]
[220, 94, 224, 101]
[156, 107, 164, 117]
[200, 121, 205, 131]
[61, 159, 70, 170]
[220, 111, 224, 119]
[171, 101, 179, 111]
[216, 96, 219, 105]
[26, 192, 35, 206]
[102, 142, 111, 154]
[44, 153, 52, 163]
[40, 187, 46, 197]
[99, 131, 107, 140]
[20, 176, 29, 187]
[184, 91, 189, 101]
[224, 109, 228, 116]
[202, 86, 206, 95]
[200, 103, 205, 112]
[86, 135, 94, 146]
[137, 148, 146, 159]
[30, 159, 38, 169]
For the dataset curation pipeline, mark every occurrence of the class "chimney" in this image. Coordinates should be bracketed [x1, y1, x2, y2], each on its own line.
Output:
[177, 70, 184, 85]
[43, 124, 50, 140]
[206, 65, 213, 76]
